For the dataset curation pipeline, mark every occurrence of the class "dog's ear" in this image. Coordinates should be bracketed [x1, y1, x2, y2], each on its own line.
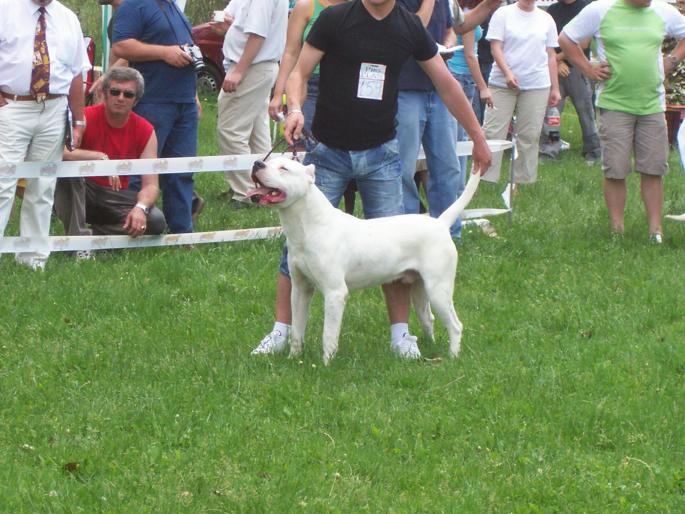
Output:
[304, 164, 316, 183]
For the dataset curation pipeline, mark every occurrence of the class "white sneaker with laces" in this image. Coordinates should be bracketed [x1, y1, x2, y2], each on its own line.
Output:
[251, 330, 288, 355]
[391, 333, 421, 359]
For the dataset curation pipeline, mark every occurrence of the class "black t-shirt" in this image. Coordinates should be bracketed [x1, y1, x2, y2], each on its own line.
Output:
[477, 15, 493, 67]
[306, 0, 437, 150]
[547, 0, 591, 60]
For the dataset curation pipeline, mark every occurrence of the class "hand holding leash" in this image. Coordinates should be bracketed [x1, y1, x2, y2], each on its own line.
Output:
[284, 109, 304, 146]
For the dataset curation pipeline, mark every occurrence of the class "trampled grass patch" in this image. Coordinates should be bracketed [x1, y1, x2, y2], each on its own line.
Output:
[0, 102, 684, 511]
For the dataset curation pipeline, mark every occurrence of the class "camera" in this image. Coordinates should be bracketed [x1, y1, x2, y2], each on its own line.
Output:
[183, 44, 205, 73]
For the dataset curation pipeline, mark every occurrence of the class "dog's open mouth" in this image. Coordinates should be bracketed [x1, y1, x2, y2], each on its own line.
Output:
[246, 182, 287, 205]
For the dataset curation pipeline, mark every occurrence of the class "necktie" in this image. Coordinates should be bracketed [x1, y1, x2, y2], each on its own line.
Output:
[30, 6, 50, 102]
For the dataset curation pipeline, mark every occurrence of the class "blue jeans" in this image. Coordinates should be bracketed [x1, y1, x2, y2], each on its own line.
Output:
[473, 62, 492, 125]
[302, 74, 319, 152]
[396, 90, 463, 238]
[452, 73, 477, 175]
[132, 102, 198, 233]
[279, 139, 403, 276]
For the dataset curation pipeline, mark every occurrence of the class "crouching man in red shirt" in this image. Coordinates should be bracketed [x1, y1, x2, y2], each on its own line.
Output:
[55, 67, 166, 258]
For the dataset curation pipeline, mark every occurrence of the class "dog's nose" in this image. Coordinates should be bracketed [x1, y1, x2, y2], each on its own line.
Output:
[251, 160, 266, 184]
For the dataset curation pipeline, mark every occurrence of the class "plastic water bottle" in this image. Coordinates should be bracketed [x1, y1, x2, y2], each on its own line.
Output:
[544, 106, 561, 142]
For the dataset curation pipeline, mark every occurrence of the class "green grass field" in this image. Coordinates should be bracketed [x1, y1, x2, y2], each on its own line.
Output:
[1, 95, 684, 512]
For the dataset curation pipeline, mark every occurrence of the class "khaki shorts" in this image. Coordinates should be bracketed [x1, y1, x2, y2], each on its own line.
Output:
[598, 109, 669, 179]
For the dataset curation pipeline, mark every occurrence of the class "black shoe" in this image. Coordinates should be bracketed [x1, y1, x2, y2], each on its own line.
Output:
[229, 199, 252, 210]
[191, 194, 205, 222]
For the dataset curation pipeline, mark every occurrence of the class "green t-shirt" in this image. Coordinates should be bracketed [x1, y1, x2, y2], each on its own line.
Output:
[564, 0, 685, 115]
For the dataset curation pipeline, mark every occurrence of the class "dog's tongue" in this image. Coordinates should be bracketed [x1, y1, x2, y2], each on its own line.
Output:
[246, 187, 286, 205]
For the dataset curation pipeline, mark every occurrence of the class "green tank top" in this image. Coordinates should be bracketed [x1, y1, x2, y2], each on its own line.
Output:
[304, 0, 327, 75]
[303, 0, 326, 42]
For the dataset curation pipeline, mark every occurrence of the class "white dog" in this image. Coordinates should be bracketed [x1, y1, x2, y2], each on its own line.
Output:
[248, 156, 481, 365]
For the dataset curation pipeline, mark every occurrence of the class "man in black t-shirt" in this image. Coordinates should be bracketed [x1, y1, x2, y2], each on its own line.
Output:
[251, 0, 491, 360]
[540, 0, 601, 163]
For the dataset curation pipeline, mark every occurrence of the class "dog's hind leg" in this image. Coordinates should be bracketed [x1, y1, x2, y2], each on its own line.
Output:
[322, 286, 348, 365]
[290, 271, 315, 358]
[411, 279, 434, 342]
[424, 282, 463, 357]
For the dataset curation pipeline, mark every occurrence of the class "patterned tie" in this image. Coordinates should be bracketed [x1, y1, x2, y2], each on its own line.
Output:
[30, 6, 50, 102]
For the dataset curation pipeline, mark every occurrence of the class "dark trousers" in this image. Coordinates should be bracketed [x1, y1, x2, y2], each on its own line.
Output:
[85, 181, 166, 235]
[539, 66, 601, 159]
[54, 177, 91, 236]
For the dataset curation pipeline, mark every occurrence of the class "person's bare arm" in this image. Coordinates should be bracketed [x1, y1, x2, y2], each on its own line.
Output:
[419, 55, 492, 174]
[558, 33, 610, 81]
[68, 74, 86, 148]
[269, 0, 312, 119]
[415, 0, 436, 26]
[547, 47, 561, 107]
[462, 30, 492, 107]
[112, 38, 192, 68]
[63, 145, 121, 189]
[664, 37, 685, 75]
[135, 133, 160, 208]
[284, 43, 324, 145]
[455, 0, 500, 34]
[124, 132, 159, 237]
[222, 34, 266, 93]
[63, 148, 107, 161]
[490, 39, 518, 88]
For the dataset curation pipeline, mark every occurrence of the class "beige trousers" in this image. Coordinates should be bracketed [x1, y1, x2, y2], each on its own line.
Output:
[0, 96, 67, 268]
[217, 61, 278, 203]
[482, 86, 550, 184]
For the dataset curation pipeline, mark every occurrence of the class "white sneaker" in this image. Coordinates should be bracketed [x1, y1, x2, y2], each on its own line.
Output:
[16, 257, 46, 271]
[391, 333, 421, 359]
[251, 330, 288, 355]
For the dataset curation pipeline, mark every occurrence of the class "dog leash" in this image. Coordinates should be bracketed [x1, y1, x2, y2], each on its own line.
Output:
[262, 137, 303, 163]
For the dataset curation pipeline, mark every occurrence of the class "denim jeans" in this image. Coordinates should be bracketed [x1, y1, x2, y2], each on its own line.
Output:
[473, 62, 492, 125]
[132, 102, 198, 233]
[452, 73, 477, 175]
[302, 74, 319, 152]
[396, 90, 463, 238]
[279, 139, 403, 276]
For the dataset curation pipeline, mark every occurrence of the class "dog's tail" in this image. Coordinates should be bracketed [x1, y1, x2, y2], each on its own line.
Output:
[438, 171, 481, 229]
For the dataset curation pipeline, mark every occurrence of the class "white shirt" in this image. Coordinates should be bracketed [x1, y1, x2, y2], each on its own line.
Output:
[0, 0, 91, 95]
[487, 3, 558, 90]
[221, 0, 288, 69]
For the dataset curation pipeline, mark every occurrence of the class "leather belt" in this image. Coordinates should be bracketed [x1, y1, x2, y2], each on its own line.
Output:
[1, 91, 65, 101]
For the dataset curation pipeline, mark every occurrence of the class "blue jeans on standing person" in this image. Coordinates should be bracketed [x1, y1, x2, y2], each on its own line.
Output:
[131, 102, 198, 234]
[396, 90, 462, 239]
[279, 139, 404, 276]
[302, 74, 319, 152]
[452, 73, 477, 176]
[472, 62, 492, 125]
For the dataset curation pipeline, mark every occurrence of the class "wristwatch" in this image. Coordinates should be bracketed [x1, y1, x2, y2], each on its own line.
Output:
[667, 54, 679, 67]
[134, 202, 150, 215]
[72, 119, 86, 127]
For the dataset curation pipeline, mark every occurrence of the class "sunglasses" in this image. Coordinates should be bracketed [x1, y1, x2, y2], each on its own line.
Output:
[108, 88, 136, 99]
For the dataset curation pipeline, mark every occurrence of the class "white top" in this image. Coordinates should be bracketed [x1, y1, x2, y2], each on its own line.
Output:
[221, 0, 288, 69]
[0, 0, 90, 96]
[486, 3, 558, 90]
